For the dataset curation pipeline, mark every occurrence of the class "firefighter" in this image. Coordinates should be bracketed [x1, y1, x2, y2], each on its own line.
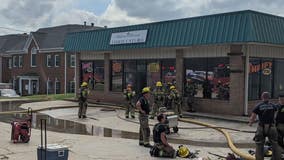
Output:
[164, 82, 172, 109]
[123, 84, 136, 118]
[78, 82, 90, 119]
[150, 81, 165, 119]
[184, 79, 197, 112]
[249, 92, 281, 160]
[136, 87, 152, 148]
[151, 114, 176, 158]
[202, 80, 212, 99]
[276, 94, 284, 151]
[168, 86, 182, 118]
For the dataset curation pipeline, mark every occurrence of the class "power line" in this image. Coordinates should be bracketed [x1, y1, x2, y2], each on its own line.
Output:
[0, 26, 28, 33]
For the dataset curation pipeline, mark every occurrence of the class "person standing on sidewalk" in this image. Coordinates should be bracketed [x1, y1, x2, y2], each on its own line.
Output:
[168, 86, 182, 118]
[78, 82, 90, 119]
[276, 94, 284, 152]
[136, 87, 152, 148]
[123, 84, 136, 118]
[249, 92, 280, 160]
[150, 81, 165, 119]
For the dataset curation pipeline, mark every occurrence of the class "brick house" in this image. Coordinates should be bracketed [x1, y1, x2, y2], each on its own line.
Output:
[0, 34, 28, 84]
[5, 24, 100, 95]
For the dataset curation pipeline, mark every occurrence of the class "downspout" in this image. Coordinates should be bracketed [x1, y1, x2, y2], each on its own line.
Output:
[74, 53, 77, 94]
[244, 46, 249, 115]
[64, 52, 67, 95]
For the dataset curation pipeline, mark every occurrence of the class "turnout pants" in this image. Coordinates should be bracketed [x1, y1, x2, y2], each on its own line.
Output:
[173, 102, 182, 116]
[254, 124, 280, 160]
[139, 114, 150, 145]
[150, 102, 163, 118]
[78, 99, 88, 117]
[277, 123, 284, 149]
[155, 143, 176, 158]
[125, 102, 135, 117]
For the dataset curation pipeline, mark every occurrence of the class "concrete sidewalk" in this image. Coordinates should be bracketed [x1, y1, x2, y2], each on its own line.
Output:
[1, 100, 277, 159]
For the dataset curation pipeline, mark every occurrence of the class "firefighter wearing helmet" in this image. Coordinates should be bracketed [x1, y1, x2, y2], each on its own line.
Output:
[177, 145, 190, 158]
[136, 87, 152, 148]
[150, 114, 176, 158]
[150, 81, 165, 119]
[123, 84, 136, 118]
[168, 86, 182, 117]
[78, 82, 90, 119]
[184, 79, 197, 112]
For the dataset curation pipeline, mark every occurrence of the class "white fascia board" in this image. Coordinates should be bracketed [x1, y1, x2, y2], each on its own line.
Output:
[38, 47, 64, 53]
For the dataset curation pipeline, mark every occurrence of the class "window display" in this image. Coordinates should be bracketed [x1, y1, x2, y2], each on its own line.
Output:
[184, 58, 230, 100]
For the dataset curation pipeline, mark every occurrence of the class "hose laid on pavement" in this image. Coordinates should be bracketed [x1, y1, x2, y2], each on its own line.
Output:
[179, 118, 255, 160]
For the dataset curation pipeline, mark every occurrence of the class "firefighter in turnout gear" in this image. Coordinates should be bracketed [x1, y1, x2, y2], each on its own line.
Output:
[78, 82, 90, 119]
[124, 84, 136, 118]
[164, 82, 173, 109]
[276, 94, 284, 152]
[136, 87, 152, 148]
[249, 92, 281, 160]
[184, 79, 197, 112]
[168, 86, 182, 117]
[150, 81, 165, 119]
[150, 114, 176, 158]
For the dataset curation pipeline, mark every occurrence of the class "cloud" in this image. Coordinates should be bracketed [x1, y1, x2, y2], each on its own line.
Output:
[0, 0, 284, 35]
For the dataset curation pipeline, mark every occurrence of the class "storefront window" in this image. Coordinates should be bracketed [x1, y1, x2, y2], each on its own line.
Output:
[147, 61, 161, 88]
[81, 62, 94, 89]
[248, 58, 273, 100]
[93, 61, 104, 91]
[111, 60, 123, 92]
[161, 60, 176, 84]
[184, 57, 230, 99]
[274, 59, 284, 98]
[124, 61, 136, 88]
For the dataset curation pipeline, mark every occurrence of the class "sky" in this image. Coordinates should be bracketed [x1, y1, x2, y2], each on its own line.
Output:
[0, 0, 284, 35]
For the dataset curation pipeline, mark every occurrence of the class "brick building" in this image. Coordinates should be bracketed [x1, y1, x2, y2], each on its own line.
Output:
[65, 10, 284, 116]
[2, 24, 100, 95]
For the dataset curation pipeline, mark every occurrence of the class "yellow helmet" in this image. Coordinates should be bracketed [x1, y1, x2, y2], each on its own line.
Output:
[142, 87, 150, 94]
[81, 82, 88, 87]
[156, 81, 162, 87]
[178, 145, 190, 158]
[170, 86, 175, 90]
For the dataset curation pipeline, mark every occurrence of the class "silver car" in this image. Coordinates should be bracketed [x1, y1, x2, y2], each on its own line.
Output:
[0, 89, 20, 97]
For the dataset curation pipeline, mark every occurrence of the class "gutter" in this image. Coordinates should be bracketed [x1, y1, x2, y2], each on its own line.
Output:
[38, 47, 64, 53]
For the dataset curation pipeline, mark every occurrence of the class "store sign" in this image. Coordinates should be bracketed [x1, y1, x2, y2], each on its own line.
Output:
[148, 63, 160, 72]
[110, 30, 148, 45]
[249, 61, 272, 75]
[112, 62, 122, 72]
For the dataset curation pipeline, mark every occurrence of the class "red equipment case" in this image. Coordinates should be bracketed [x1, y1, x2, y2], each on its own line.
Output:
[11, 107, 32, 143]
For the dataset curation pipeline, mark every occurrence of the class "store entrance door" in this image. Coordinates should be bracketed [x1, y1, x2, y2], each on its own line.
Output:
[136, 72, 147, 95]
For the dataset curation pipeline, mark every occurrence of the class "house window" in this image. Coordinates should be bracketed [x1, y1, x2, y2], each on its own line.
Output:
[70, 54, 75, 67]
[18, 55, 23, 67]
[8, 58, 12, 69]
[46, 55, 52, 67]
[47, 80, 54, 94]
[55, 55, 60, 67]
[13, 56, 17, 67]
[55, 80, 60, 94]
[69, 81, 75, 93]
[31, 47, 37, 67]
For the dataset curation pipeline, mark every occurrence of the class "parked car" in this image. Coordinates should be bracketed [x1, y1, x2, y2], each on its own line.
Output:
[0, 89, 20, 97]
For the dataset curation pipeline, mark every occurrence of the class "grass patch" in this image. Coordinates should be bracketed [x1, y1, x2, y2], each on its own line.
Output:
[20, 93, 76, 101]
